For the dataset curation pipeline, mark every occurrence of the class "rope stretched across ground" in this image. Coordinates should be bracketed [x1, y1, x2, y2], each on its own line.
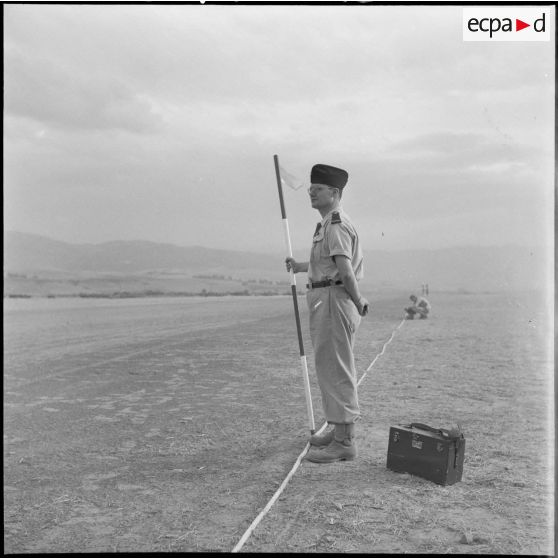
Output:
[231, 317, 407, 553]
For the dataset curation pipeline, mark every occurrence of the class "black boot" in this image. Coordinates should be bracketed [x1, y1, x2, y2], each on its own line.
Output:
[306, 423, 357, 463]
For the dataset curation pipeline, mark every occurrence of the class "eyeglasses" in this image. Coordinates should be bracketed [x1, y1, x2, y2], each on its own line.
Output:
[307, 185, 338, 195]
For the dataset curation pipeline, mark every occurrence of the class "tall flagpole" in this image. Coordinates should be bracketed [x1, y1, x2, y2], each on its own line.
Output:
[273, 154, 315, 434]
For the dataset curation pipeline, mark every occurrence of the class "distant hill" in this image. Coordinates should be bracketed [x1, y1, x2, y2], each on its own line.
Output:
[3, 231, 282, 277]
[3, 231, 549, 295]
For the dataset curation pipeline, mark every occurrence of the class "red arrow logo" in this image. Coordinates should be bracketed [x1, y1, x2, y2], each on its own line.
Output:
[516, 19, 530, 31]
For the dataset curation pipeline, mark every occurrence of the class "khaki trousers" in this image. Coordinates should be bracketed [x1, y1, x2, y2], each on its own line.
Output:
[307, 285, 361, 424]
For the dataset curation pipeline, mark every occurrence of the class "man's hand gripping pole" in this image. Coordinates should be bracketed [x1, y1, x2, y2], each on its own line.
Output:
[273, 155, 316, 434]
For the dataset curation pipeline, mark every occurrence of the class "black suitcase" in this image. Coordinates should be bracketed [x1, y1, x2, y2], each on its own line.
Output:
[386, 423, 465, 485]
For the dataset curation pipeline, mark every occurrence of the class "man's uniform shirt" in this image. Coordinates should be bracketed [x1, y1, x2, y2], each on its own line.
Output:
[307, 207, 363, 284]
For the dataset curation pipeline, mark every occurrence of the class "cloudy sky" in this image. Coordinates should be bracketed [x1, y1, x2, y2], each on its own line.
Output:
[4, 4, 555, 254]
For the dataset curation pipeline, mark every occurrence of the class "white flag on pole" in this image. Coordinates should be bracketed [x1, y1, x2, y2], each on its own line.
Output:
[279, 165, 304, 191]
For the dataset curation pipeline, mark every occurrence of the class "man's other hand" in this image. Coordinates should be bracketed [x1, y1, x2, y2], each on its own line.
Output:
[357, 297, 369, 316]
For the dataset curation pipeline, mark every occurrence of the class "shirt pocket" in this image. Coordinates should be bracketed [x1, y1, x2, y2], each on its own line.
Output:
[312, 227, 325, 244]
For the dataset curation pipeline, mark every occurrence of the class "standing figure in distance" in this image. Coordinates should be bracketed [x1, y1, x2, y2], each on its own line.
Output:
[286, 163, 369, 463]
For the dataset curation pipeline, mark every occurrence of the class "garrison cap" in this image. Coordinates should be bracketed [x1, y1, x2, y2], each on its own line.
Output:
[310, 164, 348, 189]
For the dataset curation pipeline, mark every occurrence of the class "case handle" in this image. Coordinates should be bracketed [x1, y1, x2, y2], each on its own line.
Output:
[407, 422, 461, 440]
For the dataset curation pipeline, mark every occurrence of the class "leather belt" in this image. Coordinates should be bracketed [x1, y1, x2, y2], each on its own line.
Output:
[306, 279, 343, 289]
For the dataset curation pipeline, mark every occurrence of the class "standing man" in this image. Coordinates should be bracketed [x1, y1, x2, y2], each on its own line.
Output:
[286, 163, 369, 463]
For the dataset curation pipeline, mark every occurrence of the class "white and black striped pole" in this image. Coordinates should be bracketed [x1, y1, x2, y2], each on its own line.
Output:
[273, 154, 315, 434]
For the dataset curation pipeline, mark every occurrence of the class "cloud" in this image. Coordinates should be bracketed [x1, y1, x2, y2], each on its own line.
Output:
[4, 45, 164, 134]
[389, 132, 486, 154]
[384, 131, 547, 171]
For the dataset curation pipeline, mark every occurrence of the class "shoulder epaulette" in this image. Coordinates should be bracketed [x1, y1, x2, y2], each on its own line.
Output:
[331, 211, 342, 224]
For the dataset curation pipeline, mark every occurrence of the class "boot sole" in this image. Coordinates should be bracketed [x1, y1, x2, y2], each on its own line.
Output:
[305, 453, 356, 463]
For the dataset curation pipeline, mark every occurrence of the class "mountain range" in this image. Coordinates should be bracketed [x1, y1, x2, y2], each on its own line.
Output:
[3, 231, 549, 295]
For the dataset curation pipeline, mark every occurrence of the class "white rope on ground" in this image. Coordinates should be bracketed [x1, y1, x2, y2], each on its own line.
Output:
[358, 317, 406, 387]
[231, 317, 406, 553]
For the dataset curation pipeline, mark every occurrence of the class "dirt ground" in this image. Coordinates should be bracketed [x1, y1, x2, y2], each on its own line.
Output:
[3, 290, 554, 554]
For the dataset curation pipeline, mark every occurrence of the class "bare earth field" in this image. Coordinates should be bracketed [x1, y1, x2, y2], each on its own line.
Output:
[3, 290, 554, 554]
